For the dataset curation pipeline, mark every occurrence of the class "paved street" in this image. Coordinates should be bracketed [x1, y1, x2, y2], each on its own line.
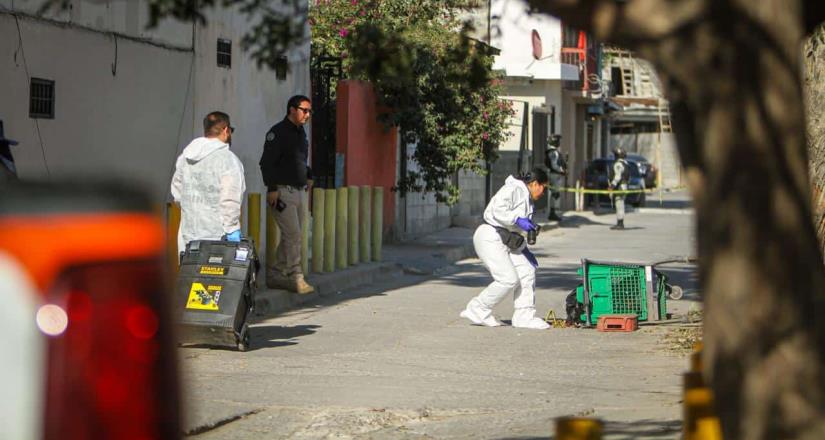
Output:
[181, 198, 698, 439]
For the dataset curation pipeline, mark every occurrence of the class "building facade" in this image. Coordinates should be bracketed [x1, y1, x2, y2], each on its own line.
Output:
[0, 0, 310, 204]
[491, 0, 609, 213]
[602, 46, 682, 188]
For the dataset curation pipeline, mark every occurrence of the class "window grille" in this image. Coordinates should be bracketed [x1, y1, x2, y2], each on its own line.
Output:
[29, 78, 55, 119]
[217, 38, 231, 68]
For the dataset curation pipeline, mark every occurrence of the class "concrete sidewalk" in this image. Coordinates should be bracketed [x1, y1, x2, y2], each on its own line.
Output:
[251, 217, 561, 320]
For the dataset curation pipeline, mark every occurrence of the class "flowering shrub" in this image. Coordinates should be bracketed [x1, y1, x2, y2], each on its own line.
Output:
[311, 0, 513, 204]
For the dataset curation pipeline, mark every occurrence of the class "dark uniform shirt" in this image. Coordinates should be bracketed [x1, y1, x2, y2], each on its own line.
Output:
[259, 117, 313, 191]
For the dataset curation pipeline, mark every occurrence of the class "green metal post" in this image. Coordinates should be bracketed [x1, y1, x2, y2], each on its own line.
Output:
[348, 186, 359, 265]
[311, 188, 325, 273]
[324, 189, 336, 273]
[359, 186, 371, 263]
[372, 187, 383, 261]
[336, 187, 348, 269]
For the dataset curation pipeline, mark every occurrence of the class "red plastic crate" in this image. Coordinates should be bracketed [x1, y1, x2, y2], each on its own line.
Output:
[596, 314, 638, 332]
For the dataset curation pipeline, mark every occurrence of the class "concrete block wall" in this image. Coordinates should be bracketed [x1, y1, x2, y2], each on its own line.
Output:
[454, 169, 486, 217]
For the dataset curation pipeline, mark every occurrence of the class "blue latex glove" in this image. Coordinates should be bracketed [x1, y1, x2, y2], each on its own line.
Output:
[523, 248, 539, 268]
[226, 230, 242, 242]
[515, 217, 537, 232]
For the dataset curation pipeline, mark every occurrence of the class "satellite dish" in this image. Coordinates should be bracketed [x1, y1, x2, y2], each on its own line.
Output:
[531, 29, 543, 60]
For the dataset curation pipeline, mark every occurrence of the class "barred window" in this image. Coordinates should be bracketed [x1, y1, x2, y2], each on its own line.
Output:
[275, 56, 288, 80]
[217, 38, 231, 68]
[29, 78, 55, 119]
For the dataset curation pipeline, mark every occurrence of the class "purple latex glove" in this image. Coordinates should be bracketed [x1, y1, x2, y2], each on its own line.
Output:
[522, 248, 539, 268]
[515, 217, 537, 232]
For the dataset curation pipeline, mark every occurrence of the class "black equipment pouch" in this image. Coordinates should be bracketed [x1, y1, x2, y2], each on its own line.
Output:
[489, 224, 524, 250]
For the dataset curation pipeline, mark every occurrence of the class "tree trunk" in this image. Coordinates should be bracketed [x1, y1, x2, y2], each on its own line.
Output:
[804, 26, 825, 259]
[529, 0, 825, 438]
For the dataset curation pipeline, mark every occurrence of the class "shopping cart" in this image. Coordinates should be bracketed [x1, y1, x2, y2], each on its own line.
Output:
[574, 258, 682, 327]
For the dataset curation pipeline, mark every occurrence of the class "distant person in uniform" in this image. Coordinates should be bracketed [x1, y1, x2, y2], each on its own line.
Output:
[171, 112, 246, 252]
[259, 95, 314, 295]
[609, 147, 630, 230]
[544, 134, 566, 221]
[0, 119, 20, 182]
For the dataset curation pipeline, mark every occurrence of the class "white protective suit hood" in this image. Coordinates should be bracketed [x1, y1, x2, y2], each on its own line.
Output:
[183, 136, 227, 163]
[171, 136, 246, 252]
[482, 175, 534, 231]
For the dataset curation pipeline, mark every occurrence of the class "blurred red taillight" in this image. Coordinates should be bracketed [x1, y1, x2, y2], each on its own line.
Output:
[42, 261, 178, 440]
[0, 183, 181, 440]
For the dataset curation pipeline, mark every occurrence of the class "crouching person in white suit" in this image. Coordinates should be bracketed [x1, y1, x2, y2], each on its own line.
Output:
[461, 167, 550, 329]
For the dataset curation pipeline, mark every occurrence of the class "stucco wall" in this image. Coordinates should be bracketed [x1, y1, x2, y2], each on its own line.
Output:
[0, 12, 193, 199]
[0, 3, 310, 249]
[1, 0, 193, 48]
[335, 80, 397, 233]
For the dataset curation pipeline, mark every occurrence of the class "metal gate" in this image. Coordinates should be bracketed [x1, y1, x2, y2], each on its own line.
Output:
[310, 55, 342, 189]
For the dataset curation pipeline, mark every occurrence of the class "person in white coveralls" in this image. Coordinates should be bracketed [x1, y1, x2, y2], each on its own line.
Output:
[171, 111, 246, 254]
[460, 167, 551, 330]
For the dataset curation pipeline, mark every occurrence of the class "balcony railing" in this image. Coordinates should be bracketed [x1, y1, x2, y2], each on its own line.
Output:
[561, 29, 599, 93]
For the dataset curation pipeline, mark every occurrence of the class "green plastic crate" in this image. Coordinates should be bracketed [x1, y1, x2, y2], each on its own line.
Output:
[575, 259, 668, 324]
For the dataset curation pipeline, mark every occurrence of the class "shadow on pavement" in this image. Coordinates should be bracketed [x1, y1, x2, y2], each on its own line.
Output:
[556, 214, 612, 228]
[249, 324, 321, 350]
[494, 418, 682, 440]
[599, 418, 683, 439]
[180, 324, 321, 352]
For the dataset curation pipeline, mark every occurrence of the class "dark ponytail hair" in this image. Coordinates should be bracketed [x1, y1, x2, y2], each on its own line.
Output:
[518, 167, 549, 185]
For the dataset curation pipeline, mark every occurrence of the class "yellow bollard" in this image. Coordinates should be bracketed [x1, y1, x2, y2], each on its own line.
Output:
[166, 202, 181, 272]
[323, 189, 336, 273]
[360, 186, 372, 263]
[683, 372, 722, 440]
[690, 341, 703, 373]
[555, 416, 603, 440]
[266, 203, 279, 277]
[311, 188, 325, 273]
[348, 186, 360, 265]
[336, 187, 349, 270]
[372, 187, 383, 261]
[301, 193, 310, 274]
[247, 193, 261, 255]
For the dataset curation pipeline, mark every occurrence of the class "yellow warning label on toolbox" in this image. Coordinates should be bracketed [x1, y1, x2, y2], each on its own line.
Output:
[185, 282, 222, 311]
[199, 265, 227, 275]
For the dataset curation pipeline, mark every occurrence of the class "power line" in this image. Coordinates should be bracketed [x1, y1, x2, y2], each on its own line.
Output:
[14, 14, 51, 178]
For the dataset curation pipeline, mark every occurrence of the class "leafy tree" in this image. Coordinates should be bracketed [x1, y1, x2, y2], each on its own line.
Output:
[311, 0, 512, 204]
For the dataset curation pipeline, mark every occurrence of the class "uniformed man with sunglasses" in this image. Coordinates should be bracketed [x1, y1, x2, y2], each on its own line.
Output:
[259, 95, 315, 294]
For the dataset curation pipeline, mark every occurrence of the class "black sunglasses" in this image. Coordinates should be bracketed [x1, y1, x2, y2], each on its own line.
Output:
[297, 107, 313, 115]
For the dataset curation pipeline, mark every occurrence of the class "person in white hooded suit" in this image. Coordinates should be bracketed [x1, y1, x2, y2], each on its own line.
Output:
[460, 167, 551, 329]
[171, 111, 246, 253]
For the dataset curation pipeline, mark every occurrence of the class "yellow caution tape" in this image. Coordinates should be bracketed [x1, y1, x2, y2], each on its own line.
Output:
[548, 185, 689, 195]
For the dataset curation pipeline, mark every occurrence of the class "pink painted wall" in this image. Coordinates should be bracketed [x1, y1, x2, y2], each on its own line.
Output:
[336, 80, 397, 233]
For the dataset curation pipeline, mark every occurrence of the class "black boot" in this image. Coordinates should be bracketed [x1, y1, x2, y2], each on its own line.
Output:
[610, 219, 625, 230]
[548, 209, 561, 221]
